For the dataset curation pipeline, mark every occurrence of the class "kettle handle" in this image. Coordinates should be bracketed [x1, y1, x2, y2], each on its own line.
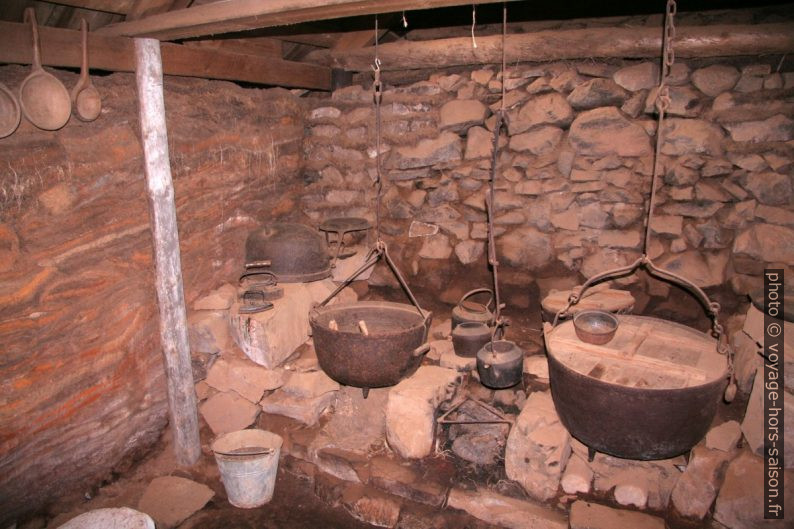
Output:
[457, 288, 494, 311]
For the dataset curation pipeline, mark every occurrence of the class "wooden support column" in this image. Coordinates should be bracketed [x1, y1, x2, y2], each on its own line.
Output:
[134, 37, 200, 466]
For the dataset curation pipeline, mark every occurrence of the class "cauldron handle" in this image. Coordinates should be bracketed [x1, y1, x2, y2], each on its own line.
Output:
[550, 255, 735, 401]
[316, 247, 381, 308]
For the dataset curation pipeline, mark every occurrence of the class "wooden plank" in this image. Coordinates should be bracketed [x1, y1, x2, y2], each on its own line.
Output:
[134, 37, 201, 466]
[44, 0, 135, 14]
[552, 336, 709, 382]
[329, 22, 794, 71]
[184, 36, 283, 58]
[95, 0, 521, 40]
[127, 0, 188, 20]
[0, 21, 330, 89]
[333, 28, 383, 51]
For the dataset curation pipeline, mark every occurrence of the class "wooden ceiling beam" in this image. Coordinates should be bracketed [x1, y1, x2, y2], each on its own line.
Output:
[184, 36, 283, 58]
[42, 1, 135, 15]
[127, 0, 193, 21]
[328, 22, 794, 71]
[95, 0, 521, 41]
[0, 20, 330, 89]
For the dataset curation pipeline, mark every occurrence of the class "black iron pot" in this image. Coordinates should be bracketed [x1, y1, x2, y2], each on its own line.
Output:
[452, 322, 491, 358]
[545, 316, 728, 460]
[547, 352, 725, 460]
[245, 223, 331, 283]
[310, 301, 432, 396]
[476, 340, 523, 389]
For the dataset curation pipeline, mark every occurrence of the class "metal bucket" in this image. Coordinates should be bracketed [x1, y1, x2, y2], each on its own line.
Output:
[212, 429, 283, 508]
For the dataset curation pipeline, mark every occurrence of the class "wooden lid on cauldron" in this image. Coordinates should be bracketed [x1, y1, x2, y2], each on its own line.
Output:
[541, 287, 635, 316]
[546, 315, 727, 390]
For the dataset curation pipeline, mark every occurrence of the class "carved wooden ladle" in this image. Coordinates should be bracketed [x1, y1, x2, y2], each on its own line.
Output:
[71, 18, 101, 122]
[18, 8, 71, 130]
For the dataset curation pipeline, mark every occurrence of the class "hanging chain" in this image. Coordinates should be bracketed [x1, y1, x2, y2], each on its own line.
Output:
[373, 15, 383, 242]
[644, 0, 676, 257]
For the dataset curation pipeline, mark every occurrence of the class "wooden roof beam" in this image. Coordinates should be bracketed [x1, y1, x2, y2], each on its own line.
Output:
[95, 0, 521, 41]
[42, 1, 135, 15]
[0, 20, 330, 89]
[328, 22, 794, 71]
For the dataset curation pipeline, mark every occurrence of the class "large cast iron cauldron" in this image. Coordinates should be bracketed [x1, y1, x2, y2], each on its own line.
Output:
[245, 223, 331, 283]
[545, 315, 728, 460]
[310, 301, 432, 397]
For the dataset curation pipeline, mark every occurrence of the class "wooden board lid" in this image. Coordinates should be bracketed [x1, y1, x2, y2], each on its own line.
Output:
[541, 287, 636, 314]
[546, 315, 727, 390]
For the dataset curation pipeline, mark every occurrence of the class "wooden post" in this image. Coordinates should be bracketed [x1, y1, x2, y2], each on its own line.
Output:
[134, 37, 201, 466]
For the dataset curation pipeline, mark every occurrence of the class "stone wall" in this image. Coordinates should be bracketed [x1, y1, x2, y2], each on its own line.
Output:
[302, 60, 794, 304]
[0, 66, 304, 523]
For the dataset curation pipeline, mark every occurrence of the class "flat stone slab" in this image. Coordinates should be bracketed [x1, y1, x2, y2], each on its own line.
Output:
[705, 420, 742, 452]
[308, 385, 388, 482]
[386, 366, 462, 459]
[261, 390, 336, 426]
[447, 488, 567, 529]
[231, 280, 337, 368]
[199, 391, 259, 435]
[137, 476, 214, 529]
[569, 500, 664, 529]
[367, 456, 447, 507]
[205, 358, 284, 402]
[282, 370, 340, 399]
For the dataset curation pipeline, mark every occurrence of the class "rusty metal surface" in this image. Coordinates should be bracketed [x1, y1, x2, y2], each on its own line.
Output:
[311, 301, 431, 389]
[476, 340, 523, 389]
[245, 223, 331, 283]
[451, 288, 495, 329]
[573, 310, 618, 345]
[547, 351, 726, 460]
[452, 322, 491, 358]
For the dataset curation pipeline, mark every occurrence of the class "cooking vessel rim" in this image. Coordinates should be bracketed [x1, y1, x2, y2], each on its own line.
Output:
[547, 318, 729, 392]
[310, 300, 428, 337]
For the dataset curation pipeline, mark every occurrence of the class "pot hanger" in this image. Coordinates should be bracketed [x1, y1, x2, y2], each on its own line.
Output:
[316, 14, 428, 322]
[548, 0, 736, 402]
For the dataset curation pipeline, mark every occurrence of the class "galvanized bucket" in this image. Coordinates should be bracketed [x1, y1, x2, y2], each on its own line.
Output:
[212, 429, 283, 508]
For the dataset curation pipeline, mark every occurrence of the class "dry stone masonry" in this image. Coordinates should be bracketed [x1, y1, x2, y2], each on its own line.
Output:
[302, 59, 794, 297]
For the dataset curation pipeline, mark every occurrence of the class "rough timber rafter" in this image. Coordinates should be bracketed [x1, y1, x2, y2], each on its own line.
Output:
[95, 0, 521, 41]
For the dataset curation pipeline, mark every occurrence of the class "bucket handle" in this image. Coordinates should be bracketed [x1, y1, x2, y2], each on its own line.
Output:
[214, 447, 275, 457]
[457, 288, 494, 312]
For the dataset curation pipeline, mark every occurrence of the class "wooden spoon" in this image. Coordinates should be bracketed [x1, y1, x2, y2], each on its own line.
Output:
[0, 83, 21, 138]
[18, 8, 71, 130]
[71, 19, 101, 122]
